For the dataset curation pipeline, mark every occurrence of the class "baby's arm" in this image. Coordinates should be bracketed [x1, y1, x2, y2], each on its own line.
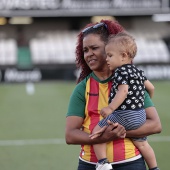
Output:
[144, 80, 155, 98]
[108, 84, 128, 111]
[100, 84, 128, 118]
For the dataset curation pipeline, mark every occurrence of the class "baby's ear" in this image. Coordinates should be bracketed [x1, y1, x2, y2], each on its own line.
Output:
[122, 52, 128, 60]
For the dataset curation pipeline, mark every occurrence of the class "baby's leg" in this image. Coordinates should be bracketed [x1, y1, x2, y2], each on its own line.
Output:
[89, 124, 107, 139]
[91, 114, 116, 169]
[133, 140, 158, 169]
[90, 113, 120, 161]
[91, 125, 107, 160]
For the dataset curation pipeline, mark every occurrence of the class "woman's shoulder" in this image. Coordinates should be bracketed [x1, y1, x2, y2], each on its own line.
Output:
[73, 74, 92, 93]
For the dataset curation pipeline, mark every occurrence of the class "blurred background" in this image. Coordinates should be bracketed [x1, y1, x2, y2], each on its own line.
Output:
[0, 0, 170, 170]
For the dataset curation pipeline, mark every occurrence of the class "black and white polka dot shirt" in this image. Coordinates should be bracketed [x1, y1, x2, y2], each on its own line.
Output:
[109, 64, 147, 110]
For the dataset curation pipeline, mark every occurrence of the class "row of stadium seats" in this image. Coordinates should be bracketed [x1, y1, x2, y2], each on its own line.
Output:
[0, 39, 17, 65]
[30, 31, 77, 64]
[134, 38, 170, 64]
[0, 31, 170, 66]
[30, 31, 170, 65]
[129, 31, 170, 64]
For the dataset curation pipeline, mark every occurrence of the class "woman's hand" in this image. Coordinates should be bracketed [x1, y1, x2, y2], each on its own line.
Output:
[89, 126, 107, 139]
[65, 116, 126, 145]
[100, 120, 126, 142]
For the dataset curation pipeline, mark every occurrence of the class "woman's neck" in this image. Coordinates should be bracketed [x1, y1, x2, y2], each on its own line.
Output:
[93, 69, 112, 81]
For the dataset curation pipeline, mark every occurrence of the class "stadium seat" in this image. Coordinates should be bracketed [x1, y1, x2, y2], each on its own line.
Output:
[29, 30, 170, 66]
[0, 39, 17, 66]
[29, 31, 77, 65]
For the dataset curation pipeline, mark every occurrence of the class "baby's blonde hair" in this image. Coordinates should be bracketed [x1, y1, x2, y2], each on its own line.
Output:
[107, 31, 137, 59]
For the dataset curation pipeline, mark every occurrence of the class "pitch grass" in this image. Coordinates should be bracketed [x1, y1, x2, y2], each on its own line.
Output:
[0, 80, 169, 170]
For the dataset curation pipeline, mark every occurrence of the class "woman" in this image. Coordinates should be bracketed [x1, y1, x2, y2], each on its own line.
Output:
[65, 19, 162, 170]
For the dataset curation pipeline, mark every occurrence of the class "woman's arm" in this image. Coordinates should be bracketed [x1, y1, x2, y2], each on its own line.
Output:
[144, 80, 155, 98]
[126, 107, 162, 138]
[65, 116, 126, 145]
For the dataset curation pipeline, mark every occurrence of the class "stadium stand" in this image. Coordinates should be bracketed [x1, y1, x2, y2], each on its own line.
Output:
[134, 38, 170, 64]
[0, 39, 17, 66]
[29, 30, 170, 65]
[0, 31, 169, 67]
[127, 31, 170, 64]
[29, 31, 77, 65]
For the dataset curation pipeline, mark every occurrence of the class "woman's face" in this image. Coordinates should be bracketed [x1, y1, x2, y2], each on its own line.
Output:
[83, 34, 108, 71]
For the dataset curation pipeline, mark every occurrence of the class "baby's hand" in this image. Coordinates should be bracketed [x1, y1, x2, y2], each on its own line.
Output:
[100, 107, 112, 118]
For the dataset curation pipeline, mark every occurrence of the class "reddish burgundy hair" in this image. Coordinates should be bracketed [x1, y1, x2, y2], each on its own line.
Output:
[75, 19, 124, 83]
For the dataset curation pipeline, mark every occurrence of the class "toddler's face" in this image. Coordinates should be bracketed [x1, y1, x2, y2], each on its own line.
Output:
[105, 43, 123, 71]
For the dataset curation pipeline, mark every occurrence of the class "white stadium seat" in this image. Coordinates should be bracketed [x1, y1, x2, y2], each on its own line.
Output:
[0, 39, 17, 65]
[29, 31, 77, 65]
[29, 31, 170, 65]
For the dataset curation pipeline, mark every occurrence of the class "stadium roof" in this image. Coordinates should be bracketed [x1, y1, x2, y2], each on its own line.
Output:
[0, 0, 169, 17]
